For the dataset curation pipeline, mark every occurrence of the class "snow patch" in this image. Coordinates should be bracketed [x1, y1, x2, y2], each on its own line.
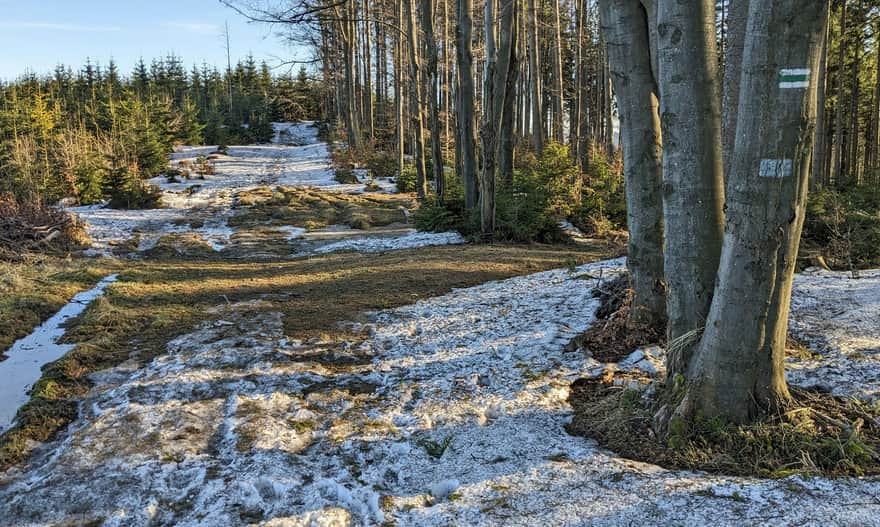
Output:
[3, 261, 880, 526]
[0, 274, 118, 432]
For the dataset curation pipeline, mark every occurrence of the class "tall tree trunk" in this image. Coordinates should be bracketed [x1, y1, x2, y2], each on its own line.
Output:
[396, 0, 406, 177]
[404, 0, 429, 198]
[342, 23, 362, 150]
[683, 0, 829, 424]
[811, 6, 830, 189]
[830, 1, 847, 187]
[363, 0, 374, 139]
[867, 20, 880, 179]
[456, 0, 479, 209]
[599, 0, 667, 326]
[602, 49, 614, 154]
[527, 0, 544, 153]
[421, 0, 445, 198]
[480, 0, 499, 239]
[576, 0, 591, 170]
[722, 0, 749, 182]
[499, 2, 520, 185]
[847, 1, 862, 185]
[656, 0, 725, 374]
[550, 0, 566, 143]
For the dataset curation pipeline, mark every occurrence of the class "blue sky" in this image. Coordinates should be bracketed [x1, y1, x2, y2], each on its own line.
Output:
[0, 0, 305, 80]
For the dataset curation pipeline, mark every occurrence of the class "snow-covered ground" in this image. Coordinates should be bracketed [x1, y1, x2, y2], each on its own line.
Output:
[2, 260, 879, 526]
[67, 122, 455, 257]
[0, 275, 118, 434]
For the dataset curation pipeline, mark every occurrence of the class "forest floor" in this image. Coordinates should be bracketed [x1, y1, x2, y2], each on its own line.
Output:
[1, 123, 879, 526]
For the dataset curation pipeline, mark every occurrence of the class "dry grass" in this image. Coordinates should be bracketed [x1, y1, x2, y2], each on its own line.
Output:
[0, 241, 619, 470]
[0, 256, 116, 358]
[231, 187, 416, 231]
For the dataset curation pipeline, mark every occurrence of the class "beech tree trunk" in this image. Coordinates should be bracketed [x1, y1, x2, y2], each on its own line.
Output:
[683, 0, 829, 423]
[656, 0, 725, 375]
[722, 0, 749, 182]
[456, 0, 479, 209]
[599, 0, 666, 326]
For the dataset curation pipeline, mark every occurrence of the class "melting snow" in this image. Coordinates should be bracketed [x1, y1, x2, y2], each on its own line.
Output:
[2, 261, 880, 526]
[310, 230, 465, 255]
[68, 122, 402, 257]
[0, 274, 118, 433]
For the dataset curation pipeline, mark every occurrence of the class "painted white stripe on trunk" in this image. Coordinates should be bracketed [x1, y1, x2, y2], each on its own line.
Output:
[759, 159, 793, 178]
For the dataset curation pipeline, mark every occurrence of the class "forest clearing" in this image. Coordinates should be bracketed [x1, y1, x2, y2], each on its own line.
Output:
[2, 0, 880, 526]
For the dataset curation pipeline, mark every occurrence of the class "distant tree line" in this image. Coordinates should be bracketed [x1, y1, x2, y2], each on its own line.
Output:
[0, 55, 323, 206]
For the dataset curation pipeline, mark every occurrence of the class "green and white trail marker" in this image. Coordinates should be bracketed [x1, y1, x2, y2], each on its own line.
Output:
[779, 68, 810, 89]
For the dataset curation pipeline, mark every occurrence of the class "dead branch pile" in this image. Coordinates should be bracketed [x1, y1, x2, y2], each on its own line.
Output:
[0, 193, 89, 257]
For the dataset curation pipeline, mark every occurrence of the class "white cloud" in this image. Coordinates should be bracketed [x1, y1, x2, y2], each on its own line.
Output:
[0, 21, 122, 32]
[161, 22, 222, 35]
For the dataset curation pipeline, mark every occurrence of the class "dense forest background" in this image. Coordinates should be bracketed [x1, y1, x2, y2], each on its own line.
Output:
[0, 55, 321, 206]
[1, 0, 878, 268]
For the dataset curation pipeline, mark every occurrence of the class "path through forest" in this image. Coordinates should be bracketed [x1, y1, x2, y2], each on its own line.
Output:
[1, 124, 880, 526]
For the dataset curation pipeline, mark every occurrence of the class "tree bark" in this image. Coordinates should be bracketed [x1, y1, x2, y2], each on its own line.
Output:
[455, 0, 479, 208]
[550, 0, 566, 143]
[868, 20, 880, 179]
[396, 0, 406, 178]
[421, 0, 445, 198]
[830, 1, 847, 187]
[656, 0, 725, 373]
[684, 0, 829, 423]
[404, 0, 429, 198]
[363, 0, 374, 139]
[811, 7, 830, 188]
[527, 0, 544, 153]
[599, 0, 667, 326]
[722, 0, 749, 182]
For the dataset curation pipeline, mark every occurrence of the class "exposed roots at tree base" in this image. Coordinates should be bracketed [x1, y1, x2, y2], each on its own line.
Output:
[565, 273, 665, 362]
[566, 373, 880, 478]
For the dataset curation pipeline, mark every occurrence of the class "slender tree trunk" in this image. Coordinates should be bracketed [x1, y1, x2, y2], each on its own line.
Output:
[684, 0, 829, 424]
[550, 0, 566, 143]
[602, 50, 614, 154]
[527, 0, 544, 153]
[421, 0, 445, 198]
[831, 1, 847, 187]
[499, 1, 520, 185]
[480, 0, 499, 239]
[656, 0, 725, 374]
[363, 0, 374, 139]
[396, 0, 406, 177]
[867, 20, 880, 179]
[342, 23, 362, 150]
[456, 0, 479, 208]
[812, 7, 830, 189]
[847, 1, 862, 185]
[404, 0, 429, 198]
[599, 0, 667, 326]
[576, 0, 591, 170]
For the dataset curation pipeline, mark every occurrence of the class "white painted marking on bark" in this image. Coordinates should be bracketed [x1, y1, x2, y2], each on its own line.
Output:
[779, 68, 810, 89]
[759, 159, 793, 178]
